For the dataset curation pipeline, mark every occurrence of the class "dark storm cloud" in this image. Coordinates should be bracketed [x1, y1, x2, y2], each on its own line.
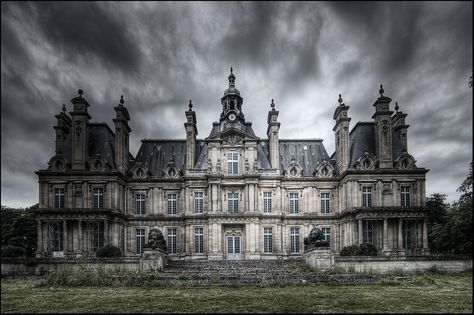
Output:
[33, 1, 141, 72]
[1, 1, 472, 207]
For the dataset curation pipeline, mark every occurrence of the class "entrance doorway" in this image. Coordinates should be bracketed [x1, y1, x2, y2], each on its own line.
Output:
[226, 234, 241, 260]
[404, 221, 418, 256]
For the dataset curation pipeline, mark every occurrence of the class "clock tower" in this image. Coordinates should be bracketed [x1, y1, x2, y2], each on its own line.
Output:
[220, 67, 244, 122]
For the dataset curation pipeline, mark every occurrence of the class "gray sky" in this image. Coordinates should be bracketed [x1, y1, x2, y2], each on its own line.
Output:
[1, 1, 472, 208]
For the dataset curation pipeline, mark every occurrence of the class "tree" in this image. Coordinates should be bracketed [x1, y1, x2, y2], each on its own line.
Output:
[430, 163, 472, 255]
[1, 204, 38, 257]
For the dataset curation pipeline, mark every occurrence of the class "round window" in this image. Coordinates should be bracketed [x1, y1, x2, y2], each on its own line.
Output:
[290, 167, 297, 176]
[321, 167, 329, 176]
[401, 159, 409, 169]
[136, 168, 144, 178]
[363, 159, 371, 169]
[169, 168, 177, 177]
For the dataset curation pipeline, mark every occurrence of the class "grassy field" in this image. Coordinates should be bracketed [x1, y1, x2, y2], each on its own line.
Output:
[1, 272, 472, 313]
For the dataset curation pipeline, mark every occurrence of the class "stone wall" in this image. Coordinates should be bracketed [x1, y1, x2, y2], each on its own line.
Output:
[334, 256, 472, 273]
[1, 257, 141, 276]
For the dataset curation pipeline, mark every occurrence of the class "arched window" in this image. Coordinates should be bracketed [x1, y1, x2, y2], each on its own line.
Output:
[169, 169, 176, 178]
[401, 159, 408, 169]
[321, 167, 329, 176]
[290, 167, 298, 177]
[230, 100, 235, 110]
[363, 159, 371, 169]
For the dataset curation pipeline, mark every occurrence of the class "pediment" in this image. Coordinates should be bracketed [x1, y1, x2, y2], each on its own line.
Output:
[205, 127, 260, 143]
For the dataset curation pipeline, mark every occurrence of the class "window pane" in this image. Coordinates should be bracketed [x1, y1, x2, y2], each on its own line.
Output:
[167, 228, 177, 254]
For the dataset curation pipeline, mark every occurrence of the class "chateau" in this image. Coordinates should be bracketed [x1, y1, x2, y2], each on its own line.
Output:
[34, 69, 430, 260]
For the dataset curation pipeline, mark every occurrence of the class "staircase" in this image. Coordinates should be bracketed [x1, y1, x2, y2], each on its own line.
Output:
[153, 259, 377, 285]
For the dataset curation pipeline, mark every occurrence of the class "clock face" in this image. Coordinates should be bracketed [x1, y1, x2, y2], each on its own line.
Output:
[229, 113, 236, 121]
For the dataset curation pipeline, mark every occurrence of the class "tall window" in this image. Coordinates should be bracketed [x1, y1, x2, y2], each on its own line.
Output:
[227, 152, 239, 175]
[289, 193, 299, 214]
[167, 193, 177, 214]
[290, 228, 300, 254]
[136, 228, 145, 254]
[363, 221, 377, 244]
[194, 192, 204, 214]
[401, 186, 411, 207]
[136, 194, 145, 215]
[321, 192, 330, 214]
[87, 222, 104, 254]
[263, 192, 272, 213]
[362, 186, 372, 207]
[228, 192, 239, 213]
[54, 188, 65, 208]
[167, 228, 177, 254]
[93, 188, 104, 209]
[264, 227, 273, 253]
[321, 227, 331, 244]
[47, 221, 63, 252]
[194, 227, 204, 254]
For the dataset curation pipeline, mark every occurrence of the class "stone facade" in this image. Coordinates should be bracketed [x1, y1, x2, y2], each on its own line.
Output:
[34, 69, 430, 260]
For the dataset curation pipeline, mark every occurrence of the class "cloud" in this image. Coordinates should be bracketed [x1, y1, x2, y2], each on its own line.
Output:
[1, 1, 472, 207]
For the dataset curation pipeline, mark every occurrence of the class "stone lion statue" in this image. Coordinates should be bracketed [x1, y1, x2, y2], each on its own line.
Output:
[145, 228, 167, 252]
[304, 227, 329, 251]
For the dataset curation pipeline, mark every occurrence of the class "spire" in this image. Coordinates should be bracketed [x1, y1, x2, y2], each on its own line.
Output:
[395, 101, 399, 112]
[61, 104, 67, 113]
[78, 89, 83, 98]
[271, 99, 275, 110]
[189, 99, 193, 110]
[338, 93, 343, 106]
[379, 84, 384, 97]
[228, 66, 235, 87]
[119, 94, 124, 106]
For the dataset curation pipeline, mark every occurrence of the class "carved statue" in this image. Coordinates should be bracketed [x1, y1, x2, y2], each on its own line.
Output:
[304, 227, 329, 251]
[254, 158, 258, 173]
[145, 228, 167, 252]
[207, 159, 212, 174]
[216, 159, 222, 174]
[244, 159, 249, 174]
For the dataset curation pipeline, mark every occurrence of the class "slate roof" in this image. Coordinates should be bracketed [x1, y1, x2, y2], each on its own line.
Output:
[348, 122, 405, 168]
[58, 123, 129, 169]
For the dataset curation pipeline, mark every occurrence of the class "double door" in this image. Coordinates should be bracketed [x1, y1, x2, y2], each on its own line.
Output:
[226, 235, 241, 260]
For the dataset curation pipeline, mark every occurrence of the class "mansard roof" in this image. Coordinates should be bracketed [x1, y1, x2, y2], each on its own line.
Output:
[134, 139, 208, 176]
[348, 121, 405, 168]
[56, 123, 129, 170]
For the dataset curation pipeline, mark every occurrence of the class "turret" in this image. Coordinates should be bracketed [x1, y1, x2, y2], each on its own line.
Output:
[70, 89, 91, 170]
[184, 100, 198, 170]
[333, 93, 351, 173]
[391, 102, 409, 151]
[372, 84, 394, 169]
[267, 99, 280, 171]
[113, 95, 131, 174]
[220, 67, 244, 121]
[54, 104, 72, 154]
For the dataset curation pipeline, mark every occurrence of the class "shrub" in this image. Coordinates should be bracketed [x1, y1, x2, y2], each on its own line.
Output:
[358, 243, 378, 256]
[96, 245, 122, 258]
[340, 245, 359, 256]
[1, 245, 26, 257]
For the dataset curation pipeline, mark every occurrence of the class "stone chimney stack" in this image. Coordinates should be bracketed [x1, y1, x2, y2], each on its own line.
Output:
[184, 100, 198, 171]
[333, 94, 351, 173]
[54, 104, 72, 154]
[70, 89, 91, 170]
[267, 99, 280, 172]
[113, 95, 131, 174]
[391, 102, 409, 152]
[372, 84, 394, 168]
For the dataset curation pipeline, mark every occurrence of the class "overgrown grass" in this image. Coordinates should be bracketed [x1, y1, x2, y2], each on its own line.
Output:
[1, 272, 471, 313]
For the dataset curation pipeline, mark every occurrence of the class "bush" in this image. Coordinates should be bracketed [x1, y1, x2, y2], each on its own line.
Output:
[340, 243, 378, 256]
[358, 243, 378, 256]
[340, 245, 360, 256]
[1, 245, 26, 257]
[96, 245, 122, 258]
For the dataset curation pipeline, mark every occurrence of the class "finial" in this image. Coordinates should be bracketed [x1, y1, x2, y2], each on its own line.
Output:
[395, 102, 399, 112]
[338, 93, 343, 105]
[189, 100, 193, 110]
[61, 104, 67, 113]
[120, 94, 124, 105]
[230, 66, 233, 74]
[379, 84, 384, 97]
[78, 89, 83, 97]
[271, 99, 275, 110]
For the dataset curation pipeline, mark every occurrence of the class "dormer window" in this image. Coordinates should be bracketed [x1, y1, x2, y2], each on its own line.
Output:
[169, 168, 177, 178]
[230, 100, 235, 110]
[136, 169, 144, 178]
[363, 159, 371, 169]
[290, 167, 298, 177]
[321, 167, 329, 177]
[401, 159, 408, 169]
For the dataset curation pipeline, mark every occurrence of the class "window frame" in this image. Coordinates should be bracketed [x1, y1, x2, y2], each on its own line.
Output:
[54, 188, 65, 209]
[194, 192, 204, 214]
[194, 227, 204, 254]
[167, 193, 177, 215]
[136, 228, 146, 254]
[263, 227, 273, 253]
[362, 186, 372, 207]
[321, 227, 331, 244]
[93, 187, 104, 209]
[400, 185, 411, 207]
[167, 228, 177, 254]
[290, 227, 300, 254]
[320, 192, 331, 214]
[263, 192, 272, 213]
[289, 192, 299, 214]
[227, 152, 239, 175]
[227, 192, 239, 213]
[136, 193, 145, 215]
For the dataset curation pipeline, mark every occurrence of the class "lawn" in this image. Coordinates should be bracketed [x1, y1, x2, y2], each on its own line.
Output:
[1, 272, 472, 313]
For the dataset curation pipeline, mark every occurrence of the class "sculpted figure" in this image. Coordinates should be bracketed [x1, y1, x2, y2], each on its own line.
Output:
[146, 228, 168, 252]
[304, 227, 329, 251]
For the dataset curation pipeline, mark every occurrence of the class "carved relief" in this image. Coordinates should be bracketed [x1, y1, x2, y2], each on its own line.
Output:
[223, 135, 243, 146]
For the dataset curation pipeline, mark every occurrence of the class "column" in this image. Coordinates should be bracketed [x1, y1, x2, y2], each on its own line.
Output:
[422, 218, 429, 254]
[382, 218, 389, 254]
[36, 220, 43, 257]
[78, 220, 83, 256]
[358, 219, 363, 245]
[398, 218, 404, 250]
[63, 219, 68, 253]
[104, 220, 109, 245]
